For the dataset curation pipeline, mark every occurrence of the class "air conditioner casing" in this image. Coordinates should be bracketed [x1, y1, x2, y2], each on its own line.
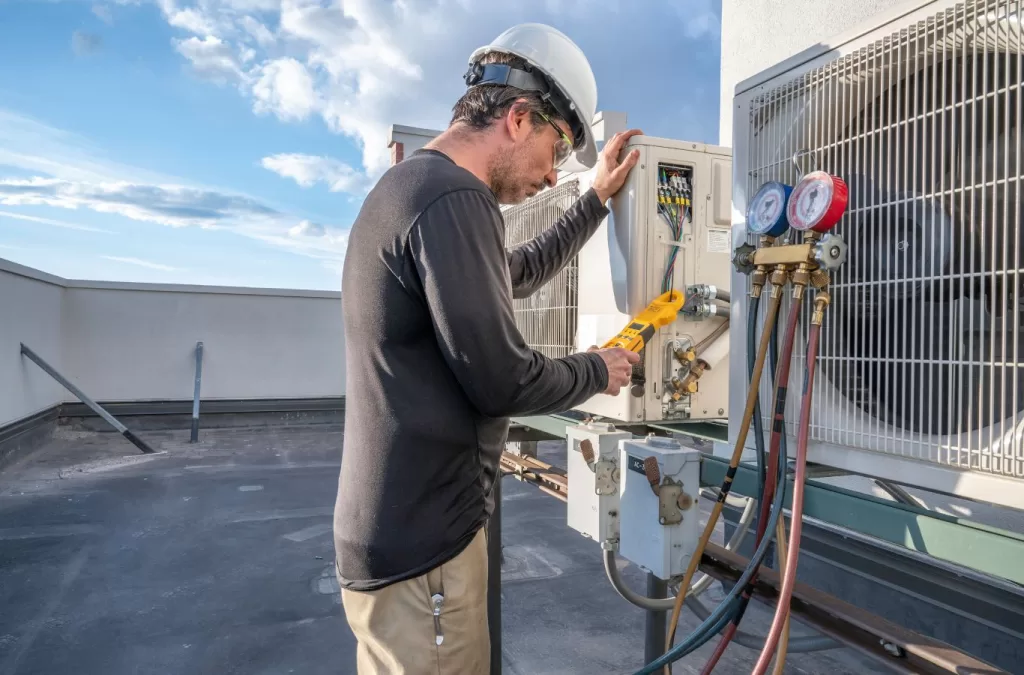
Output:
[573, 136, 734, 424]
[730, 0, 1024, 509]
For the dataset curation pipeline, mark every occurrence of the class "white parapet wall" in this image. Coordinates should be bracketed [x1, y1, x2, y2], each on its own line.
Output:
[0, 257, 345, 429]
[0, 260, 67, 428]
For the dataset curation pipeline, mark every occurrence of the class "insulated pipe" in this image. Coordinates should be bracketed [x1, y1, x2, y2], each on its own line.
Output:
[696, 330, 729, 372]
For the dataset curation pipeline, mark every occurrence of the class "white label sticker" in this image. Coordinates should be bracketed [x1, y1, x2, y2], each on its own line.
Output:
[707, 228, 731, 254]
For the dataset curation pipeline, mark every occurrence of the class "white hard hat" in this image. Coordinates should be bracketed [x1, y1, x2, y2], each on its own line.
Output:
[465, 23, 599, 172]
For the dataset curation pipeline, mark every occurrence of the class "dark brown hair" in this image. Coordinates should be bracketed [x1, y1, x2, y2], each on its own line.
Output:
[449, 52, 562, 132]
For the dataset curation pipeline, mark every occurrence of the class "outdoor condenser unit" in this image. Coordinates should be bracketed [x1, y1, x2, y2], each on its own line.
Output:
[730, 0, 1024, 509]
[504, 136, 734, 424]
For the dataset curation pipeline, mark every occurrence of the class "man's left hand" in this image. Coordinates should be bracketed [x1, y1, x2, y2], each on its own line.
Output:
[592, 129, 644, 204]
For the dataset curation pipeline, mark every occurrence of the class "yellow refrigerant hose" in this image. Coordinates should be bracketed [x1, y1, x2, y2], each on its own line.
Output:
[663, 283, 785, 670]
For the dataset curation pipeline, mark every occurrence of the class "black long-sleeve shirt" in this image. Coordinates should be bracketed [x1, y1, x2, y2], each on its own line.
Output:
[333, 148, 610, 591]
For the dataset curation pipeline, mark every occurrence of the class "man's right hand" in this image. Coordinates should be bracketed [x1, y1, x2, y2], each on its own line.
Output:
[588, 346, 641, 395]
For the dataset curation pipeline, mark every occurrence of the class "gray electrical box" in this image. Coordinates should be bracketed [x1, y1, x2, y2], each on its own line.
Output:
[566, 421, 633, 545]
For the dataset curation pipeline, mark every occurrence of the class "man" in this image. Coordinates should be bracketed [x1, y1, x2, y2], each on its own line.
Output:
[334, 23, 642, 674]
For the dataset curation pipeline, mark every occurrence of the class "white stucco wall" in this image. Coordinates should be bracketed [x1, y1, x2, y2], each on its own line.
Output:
[1, 257, 345, 428]
[719, 0, 919, 146]
[0, 260, 66, 426]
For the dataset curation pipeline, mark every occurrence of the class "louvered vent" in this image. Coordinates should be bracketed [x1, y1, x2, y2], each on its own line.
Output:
[503, 178, 582, 359]
[744, 0, 1023, 481]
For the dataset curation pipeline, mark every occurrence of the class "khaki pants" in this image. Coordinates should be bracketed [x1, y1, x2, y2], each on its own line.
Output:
[341, 527, 491, 675]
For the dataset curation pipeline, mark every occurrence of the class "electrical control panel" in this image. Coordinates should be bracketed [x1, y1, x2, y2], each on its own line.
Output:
[573, 136, 733, 423]
[566, 421, 634, 545]
[617, 435, 702, 580]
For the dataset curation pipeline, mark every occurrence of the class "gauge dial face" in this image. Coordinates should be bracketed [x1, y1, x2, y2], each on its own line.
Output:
[788, 171, 847, 232]
[746, 182, 790, 236]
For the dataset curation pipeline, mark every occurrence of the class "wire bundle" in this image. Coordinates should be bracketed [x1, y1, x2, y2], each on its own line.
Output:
[658, 169, 691, 293]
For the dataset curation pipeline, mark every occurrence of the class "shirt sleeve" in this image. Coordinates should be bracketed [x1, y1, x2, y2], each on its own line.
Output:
[506, 187, 610, 299]
[406, 188, 609, 419]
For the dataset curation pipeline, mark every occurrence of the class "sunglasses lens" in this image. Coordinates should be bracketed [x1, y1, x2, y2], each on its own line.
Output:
[554, 140, 572, 166]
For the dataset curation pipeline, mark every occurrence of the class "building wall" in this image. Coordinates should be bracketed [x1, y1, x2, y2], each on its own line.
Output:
[0, 260, 66, 427]
[0, 258, 345, 429]
[718, 0, 914, 146]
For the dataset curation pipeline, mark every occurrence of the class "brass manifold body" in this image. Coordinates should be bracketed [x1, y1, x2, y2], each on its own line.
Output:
[733, 231, 848, 299]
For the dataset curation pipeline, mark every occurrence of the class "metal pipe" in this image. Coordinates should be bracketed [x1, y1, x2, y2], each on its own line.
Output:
[19, 343, 155, 454]
[644, 573, 668, 666]
[190, 341, 203, 443]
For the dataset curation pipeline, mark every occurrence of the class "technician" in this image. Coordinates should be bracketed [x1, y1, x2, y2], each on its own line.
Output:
[334, 23, 642, 674]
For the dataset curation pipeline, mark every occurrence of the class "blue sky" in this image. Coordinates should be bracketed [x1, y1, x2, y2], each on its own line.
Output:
[0, 0, 723, 290]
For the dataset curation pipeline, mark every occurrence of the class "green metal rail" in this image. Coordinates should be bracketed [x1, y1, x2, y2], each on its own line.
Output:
[510, 414, 1024, 587]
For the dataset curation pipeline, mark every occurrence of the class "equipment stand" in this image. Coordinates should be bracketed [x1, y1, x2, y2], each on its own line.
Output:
[644, 573, 668, 666]
[487, 474, 503, 675]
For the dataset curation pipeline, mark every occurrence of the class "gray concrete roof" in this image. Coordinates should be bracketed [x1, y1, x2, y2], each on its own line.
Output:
[0, 422, 881, 674]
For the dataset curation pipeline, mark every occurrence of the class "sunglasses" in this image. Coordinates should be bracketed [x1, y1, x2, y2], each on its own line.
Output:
[537, 111, 573, 168]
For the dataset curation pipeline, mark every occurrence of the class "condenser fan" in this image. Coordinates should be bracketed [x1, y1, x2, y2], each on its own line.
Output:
[816, 48, 1023, 437]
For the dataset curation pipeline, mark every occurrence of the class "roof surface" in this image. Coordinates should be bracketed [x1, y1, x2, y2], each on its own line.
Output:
[0, 420, 881, 674]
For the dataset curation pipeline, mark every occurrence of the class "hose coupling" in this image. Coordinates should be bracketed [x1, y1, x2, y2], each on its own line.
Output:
[673, 346, 696, 366]
[751, 265, 768, 298]
[810, 268, 831, 289]
[769, 265, 790, 298]
[791, 265, 811, 300]
[678, 362, 708, 392]
[812, 291, 832, 325]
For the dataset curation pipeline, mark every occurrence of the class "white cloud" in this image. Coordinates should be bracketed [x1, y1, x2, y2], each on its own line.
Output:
[0, 176, 346, 261]
[261, 153, 369, 194]
[0, 209, 114, 233]
[289, 219, 325, 237]
[92, 4, 114, 24]
[148, 0, 723, 185]
[0, 109, 180, 185]
[252, 58, 319, 122]
[240, 16, 275, 46]
[102, 255, 179, 271]
[174, 35, 245, 84]
[0, 108, 351, 266]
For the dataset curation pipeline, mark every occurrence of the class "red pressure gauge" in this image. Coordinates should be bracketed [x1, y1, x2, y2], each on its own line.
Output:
[786, 170, 848, 232]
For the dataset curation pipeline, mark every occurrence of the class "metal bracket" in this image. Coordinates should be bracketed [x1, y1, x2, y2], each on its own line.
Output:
[643, 456, 688, 525]
[658, 483, 684, 525]
[594, 460, 618, 496]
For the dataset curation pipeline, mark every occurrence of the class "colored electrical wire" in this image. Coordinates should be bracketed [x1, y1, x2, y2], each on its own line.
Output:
[750, 301, 825, 675]
[658, 169, 691, 293]
[659, 288, 784, 673]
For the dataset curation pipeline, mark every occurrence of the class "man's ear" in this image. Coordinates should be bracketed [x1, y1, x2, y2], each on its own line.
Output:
[504, 99, 531, 142]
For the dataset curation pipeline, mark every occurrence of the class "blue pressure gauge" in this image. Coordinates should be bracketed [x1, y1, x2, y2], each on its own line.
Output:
[746, 181, 792, 237]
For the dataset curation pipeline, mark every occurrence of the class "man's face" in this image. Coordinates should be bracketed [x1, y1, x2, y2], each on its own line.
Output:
[488, 110, 571, 205]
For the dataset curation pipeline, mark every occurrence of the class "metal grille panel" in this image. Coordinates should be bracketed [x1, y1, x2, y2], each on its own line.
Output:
[503, 179, 582, 359]
[743, 0, 1023, 479]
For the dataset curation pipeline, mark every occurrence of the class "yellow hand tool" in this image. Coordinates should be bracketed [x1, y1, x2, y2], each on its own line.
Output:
[602, 290, 685, 353]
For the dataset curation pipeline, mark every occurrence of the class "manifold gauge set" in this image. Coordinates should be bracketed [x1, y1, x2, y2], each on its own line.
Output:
[746, 170, 848, 237]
